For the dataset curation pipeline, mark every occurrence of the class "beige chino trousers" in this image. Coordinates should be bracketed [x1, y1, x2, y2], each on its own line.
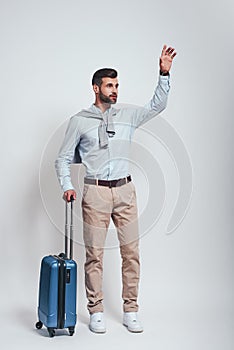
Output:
[82, 180, 140, 314]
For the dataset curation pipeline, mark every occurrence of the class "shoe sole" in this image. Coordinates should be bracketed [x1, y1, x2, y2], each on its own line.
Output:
[89, 325, 106, 334]
[123, 323, 143, 333]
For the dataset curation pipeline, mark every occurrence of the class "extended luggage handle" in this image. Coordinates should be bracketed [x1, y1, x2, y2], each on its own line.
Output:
[65, 195, 74, 260]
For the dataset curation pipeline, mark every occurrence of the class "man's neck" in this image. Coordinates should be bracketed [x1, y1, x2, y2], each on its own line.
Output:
[94, 102, 111, 113]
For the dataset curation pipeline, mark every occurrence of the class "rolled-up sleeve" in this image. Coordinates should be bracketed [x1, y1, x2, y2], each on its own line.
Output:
[55, 116, 81, 192]
[132, 74, 170, 128]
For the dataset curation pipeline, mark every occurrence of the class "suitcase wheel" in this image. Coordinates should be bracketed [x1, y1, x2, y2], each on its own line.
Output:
[47, 328, 55, 337]
[68, 327, 75, 336]
[35, 321, 43, 330]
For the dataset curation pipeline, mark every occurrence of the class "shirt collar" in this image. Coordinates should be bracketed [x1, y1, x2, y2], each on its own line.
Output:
[90, 103, 114, 116]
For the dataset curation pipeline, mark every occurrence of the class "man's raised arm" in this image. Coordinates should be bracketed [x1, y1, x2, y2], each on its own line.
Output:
[132, 45, 177, 128]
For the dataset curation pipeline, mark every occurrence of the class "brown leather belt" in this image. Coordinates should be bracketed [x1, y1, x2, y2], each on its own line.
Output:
[84, 175, 132, 188]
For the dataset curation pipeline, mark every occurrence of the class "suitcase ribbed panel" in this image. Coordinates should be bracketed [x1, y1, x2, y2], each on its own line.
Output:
[38, 256, 59, 328]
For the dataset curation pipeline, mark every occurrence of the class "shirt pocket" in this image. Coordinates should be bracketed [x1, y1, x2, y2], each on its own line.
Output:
[82, 184, 90, 199]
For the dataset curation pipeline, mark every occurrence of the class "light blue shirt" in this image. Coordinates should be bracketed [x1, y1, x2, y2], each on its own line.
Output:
[55, 74, 170, 192]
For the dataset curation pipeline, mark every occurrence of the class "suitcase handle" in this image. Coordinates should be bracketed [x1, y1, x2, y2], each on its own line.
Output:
[65, 196, 74, 260]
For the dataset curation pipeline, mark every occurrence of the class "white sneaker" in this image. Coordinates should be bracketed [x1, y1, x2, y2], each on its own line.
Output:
[89, 312, 106, 333]
[123, 312, 143, 333]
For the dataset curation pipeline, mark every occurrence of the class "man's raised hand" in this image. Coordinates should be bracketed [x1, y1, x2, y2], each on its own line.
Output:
[159, 44, 177, 74]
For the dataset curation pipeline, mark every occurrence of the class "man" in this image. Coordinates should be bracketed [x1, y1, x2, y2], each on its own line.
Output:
[55, 45, 176, 333]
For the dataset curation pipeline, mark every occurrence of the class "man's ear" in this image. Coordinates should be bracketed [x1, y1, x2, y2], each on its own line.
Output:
[93, 84, 100, 94]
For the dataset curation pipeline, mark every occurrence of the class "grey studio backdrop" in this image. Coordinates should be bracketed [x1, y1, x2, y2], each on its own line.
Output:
[0, 0, 233, 349]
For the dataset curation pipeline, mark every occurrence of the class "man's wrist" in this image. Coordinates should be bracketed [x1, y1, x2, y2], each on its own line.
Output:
[160, 70, 170, 76]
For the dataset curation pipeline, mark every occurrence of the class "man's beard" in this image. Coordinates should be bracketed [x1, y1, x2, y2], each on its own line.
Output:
[99, 88, 117, 104]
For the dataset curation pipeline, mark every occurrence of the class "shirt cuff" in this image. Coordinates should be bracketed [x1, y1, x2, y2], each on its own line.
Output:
[61, 179, 75, 193]
[159, 73, 170, 82]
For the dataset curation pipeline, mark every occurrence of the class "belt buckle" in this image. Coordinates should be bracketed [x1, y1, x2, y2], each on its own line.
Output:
[109, 180, 112, 188]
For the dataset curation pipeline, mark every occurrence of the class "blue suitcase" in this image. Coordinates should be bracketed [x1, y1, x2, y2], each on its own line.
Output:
[35, 197, 77, 337]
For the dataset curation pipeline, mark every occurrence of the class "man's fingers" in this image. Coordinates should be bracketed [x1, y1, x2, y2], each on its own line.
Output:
[166, 47, 174, 55]
[164, 46, 177, 60]
[68, 193, 76, 202]
[161, 44, 167, 56]
[65, 193, 70, 202]
[165, 46, 172, 54]
[162, 45, 177, 59]
[63, 190, 76, 202]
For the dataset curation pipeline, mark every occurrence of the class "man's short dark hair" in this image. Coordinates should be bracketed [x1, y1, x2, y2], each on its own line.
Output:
[92, 68, 118, 86]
